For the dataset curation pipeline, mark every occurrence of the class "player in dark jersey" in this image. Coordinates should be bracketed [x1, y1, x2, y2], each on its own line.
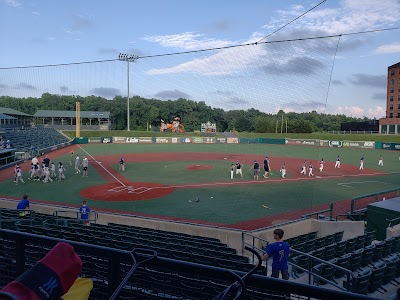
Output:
[252, 160, 260, 181]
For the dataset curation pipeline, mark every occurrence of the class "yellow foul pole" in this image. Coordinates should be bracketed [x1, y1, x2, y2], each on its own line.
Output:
[76, 101, 81, 138]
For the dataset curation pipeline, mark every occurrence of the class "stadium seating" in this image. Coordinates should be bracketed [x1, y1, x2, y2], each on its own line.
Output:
[0, 127, 69, 152]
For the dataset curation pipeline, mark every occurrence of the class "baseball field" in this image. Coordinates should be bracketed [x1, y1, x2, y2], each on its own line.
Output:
[0, 142, 399, 230]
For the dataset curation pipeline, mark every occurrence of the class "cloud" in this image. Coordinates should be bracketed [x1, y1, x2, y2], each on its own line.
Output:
[331, 105, 385, 118]
[375, 43, 400, 54]
[4, 0, 21, 7]
[331, 79, 344, 85]
[0, 84, 9, 90]
[372, 92, 387, 100]
[260, 56, 325, 76]
[154, 89, 191, 100]
[32, 11, 40, 15]
[14, 82, 36, 90]
[60, 86, 69, 93]
[143, 32, 237, 51]
[349, 73, 386, 88]
[90, 87, 121, 99]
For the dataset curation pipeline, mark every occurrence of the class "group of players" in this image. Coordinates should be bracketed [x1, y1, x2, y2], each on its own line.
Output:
[12, 151, 90, 185]
[230, 154, 386, 181]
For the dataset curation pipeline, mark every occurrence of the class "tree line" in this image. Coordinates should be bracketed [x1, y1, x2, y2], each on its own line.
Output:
[0, 93, 369, 132]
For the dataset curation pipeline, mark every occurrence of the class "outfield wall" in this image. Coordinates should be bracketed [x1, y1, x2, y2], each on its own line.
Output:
[73, 136, 400, 151]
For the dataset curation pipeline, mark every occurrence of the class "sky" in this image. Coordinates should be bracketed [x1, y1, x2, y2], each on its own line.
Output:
[1, 0, 400, 118]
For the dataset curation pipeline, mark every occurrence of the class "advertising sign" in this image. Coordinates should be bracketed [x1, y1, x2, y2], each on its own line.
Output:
[181, 138, 191, 143]
[329, 140, 343, 147]
[192, 137, 204, 143]
[216, 138, 226, 143]
[227, 138, 239, 144]
[126, 137, 139, 143]
[138, 137, 152, 143]
[156, 138, 169, 143]
[88, 138, 101, 143]
[113, 137, 126, 143]
[171, 137, 179, 143]
[204, 137, 215, 143]
[101, 137, 112, 144]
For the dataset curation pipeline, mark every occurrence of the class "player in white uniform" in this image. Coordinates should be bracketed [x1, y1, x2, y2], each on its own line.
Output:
[334, 156, 341, 168]
[81, 156, 89, 177]
[280, 163, 286, 178]
[319, 159, 325, 172]
[359, 157, 364, 170]
[15, 166, 25, 185]
[50, 162, 56, 178]
[58, 162, 66, 180]
[230, 164, 235, 179]
[43, 166, 53, 183]
[308, 163, 314, 177]
[378, 155, 383, 166]
[300, 161, 307, 175]
[75, 155, 81, 174]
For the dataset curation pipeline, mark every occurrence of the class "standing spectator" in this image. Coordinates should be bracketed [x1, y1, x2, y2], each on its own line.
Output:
[119, 157, 125, 172]
[378, 155, 383, 166]
[319, 158, 325, 172]
[235, 160, 243, 179]
[230, 163, 235, 179]
[81, 156, 89, 177]
[263, 157, 270, 178]
[359, 157, 364, 170]
[15, 165, 25, 185]
[262, 228, 290, 280]
[75, 154, 81, 174]
[335, 156, 341, 168]
[79, 200, 91, 225]
[280, 163, 286, 178]
[58, 162, 66, 181]
[252, 160, 260, 181]
[16, 194, 30, 216]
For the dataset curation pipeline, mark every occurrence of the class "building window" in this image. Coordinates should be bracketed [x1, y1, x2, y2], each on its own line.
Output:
[398, 113, 400, 118]
[398, 104, 400, 109]
[390, 105, 393, 110]
[391, 79, 395, 84]
[391, 71, 395, 76]
[390, 96, 394, 101]
[390, 89, 394, 93]
[390, 113, 393, 118]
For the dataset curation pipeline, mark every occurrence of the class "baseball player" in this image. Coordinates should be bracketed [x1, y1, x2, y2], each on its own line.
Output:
[334, 156, 341, 168]
[319, 159, 325, 172]
[300, 161, 307, 175]
[230, 164, 235, 179]
[359, 157, 364, 170]
[235, 161, 243, 179]
[280, 163, 286, 178]
[378, 155, 383, 166]
[308, 163, 314, 177]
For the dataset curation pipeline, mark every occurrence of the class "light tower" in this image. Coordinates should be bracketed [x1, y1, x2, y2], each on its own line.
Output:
[118, 53, 139, 131]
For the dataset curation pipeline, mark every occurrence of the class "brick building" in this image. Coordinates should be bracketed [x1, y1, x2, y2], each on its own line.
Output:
[379, 62, 400, 134]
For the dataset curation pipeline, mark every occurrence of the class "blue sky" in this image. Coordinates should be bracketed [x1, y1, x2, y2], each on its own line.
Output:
[1, 0, 400, 118]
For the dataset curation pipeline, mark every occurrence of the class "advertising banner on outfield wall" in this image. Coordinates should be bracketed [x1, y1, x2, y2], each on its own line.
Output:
[113, 137, 126, 143]
[192, 137, 204, 144]
[156, 137, 169, 143]
[171, 137, 180, 143]
[342, 141, 375, 149]
[216, 138, 226, 143]
[285, 139, 318, 146]
[393, 143, 400, 150]
[138, 137, 152, 143]
[101, 137, 112, 144]
[328, 140, 343, 147]
[227, 138, 239, 144]
[204, 137, 215, 143]
[88, 138, 101, 143]
[181, 137, 192, 143]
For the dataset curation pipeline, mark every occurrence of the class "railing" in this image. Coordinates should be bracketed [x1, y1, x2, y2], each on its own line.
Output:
[351, 187, 400, 214]
[0, 209, 36, 227]
[386, 216, 400, 228]
[0, 229, 381, 300]
[52, 210, 99, 225]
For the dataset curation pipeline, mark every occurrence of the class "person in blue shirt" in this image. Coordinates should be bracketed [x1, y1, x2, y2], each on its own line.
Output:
[16, 194, 30, 216]
[79, 200, 91, 225]
[262, 228, 291, 280]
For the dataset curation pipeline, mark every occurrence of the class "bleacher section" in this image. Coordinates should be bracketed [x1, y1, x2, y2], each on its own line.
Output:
[0, 127, 69, 152]
[0, 209, 390, 299]
[288, 230, 400, 296]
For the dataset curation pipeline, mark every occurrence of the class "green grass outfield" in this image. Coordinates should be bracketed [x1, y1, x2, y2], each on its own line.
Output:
[0, 143, 399, 226]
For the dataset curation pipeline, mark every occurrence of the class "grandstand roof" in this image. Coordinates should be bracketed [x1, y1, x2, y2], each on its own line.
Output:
[0, 107, 31, 116]
[0, 113, 16, 120]
[33, 110, 110, 119]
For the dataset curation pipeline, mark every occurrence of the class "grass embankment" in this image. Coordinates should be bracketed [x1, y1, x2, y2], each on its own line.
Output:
[63, 130, 225, 139]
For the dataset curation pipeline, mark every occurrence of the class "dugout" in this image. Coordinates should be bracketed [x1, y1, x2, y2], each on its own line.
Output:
[0, 148, 16, 167]
[366, 196, 400, 240]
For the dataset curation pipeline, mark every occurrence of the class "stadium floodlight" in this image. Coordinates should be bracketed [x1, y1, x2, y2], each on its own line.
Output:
[118, 53, 139, 131]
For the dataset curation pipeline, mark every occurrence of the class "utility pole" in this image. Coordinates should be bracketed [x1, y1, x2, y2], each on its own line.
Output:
[118, 53, 139, 131]
[280, 114, 284, 134]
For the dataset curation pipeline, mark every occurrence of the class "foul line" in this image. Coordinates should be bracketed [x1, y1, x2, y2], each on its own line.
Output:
[78, 145, 126, 187]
